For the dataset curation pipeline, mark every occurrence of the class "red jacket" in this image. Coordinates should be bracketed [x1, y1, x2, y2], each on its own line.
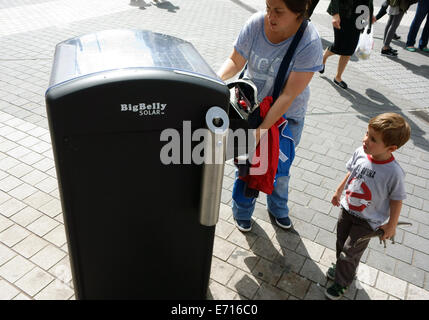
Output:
[240, 96, 286, 195]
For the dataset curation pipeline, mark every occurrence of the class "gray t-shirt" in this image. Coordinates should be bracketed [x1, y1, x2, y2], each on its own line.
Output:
[233, 12, 323, 119]
[340, 146, 407, 230]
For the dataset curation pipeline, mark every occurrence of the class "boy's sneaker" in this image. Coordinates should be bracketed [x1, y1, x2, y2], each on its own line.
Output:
[326, 264, 336, 281]
[274, 216, 292, 229]
[325, 282, 348, 300]
[381, 48, 398, 57]
[420, 46, 429, 53]
[234, 219, 252, 232]
[405, 46, 416, 52]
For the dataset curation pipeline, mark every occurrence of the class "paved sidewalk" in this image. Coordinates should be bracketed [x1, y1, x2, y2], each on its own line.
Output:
[0, 0, 428, 300]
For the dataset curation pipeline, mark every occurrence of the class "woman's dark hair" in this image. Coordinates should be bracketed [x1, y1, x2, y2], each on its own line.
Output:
[282, 0, 311, 20]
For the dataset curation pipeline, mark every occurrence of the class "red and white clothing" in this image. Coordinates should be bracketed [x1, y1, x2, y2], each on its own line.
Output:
[340, 146, 406, 230]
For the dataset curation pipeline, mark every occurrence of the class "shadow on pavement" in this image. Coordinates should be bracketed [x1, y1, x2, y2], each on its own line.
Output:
[320, 77, 429, 152]
[384, 55, 429, 80]
[129, 0, 151, 9]
[152, 0, 180, 13]
[129, 0, 180, 12]
[228, 211, 371, 300]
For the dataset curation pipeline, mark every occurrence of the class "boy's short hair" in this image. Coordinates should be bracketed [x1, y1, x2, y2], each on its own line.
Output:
[368, 113, 411, 149]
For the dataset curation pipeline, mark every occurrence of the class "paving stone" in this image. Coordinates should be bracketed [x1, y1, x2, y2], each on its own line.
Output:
[314, 228, 336, 251]
[227, 228, 258, 251]
[394, 260, 425, 287]
[406, 284, 429, 300]
[355, 283, 388, 300]
[10, 206, 42, 227]
[212, 236, 236, 261]
[355, 263, 379, 287]
[385, 243, 413, 264]
[215, 219, 235, 240]
[26, 215, 59, 237]
[227, 247, 259, 273]
[0, 279, 19, 300]
[304, 282, 326, 300]
[0, 242, 16, 265]
[0, 255, 35, 283]
[299, 259, 329, 286]
[250, 237, 281, 262]
[291, 218, 319, 241]
[0, 224, 30, 247]
[274, 229, 301, 251]
[375, 271, 407, 300]
[15, 267, 54, 297]
[13, 234, 48, 259]
[274, 247, 306, 274]
[253, 282, 289, 300]
[30, 244, 66, 271]
[251, 257, 284, 285]
[277, 271, 311, 299]
[0, 197, 26, 217]
[34, 280, 74, 300]
[227, 269, 260, 300]
[210, 256, 236, 285]
[403, 232, 429, 255]
[412, 251, 429, 272]
[366, 249, 396, 276]
[295, 238, 325, 263]
[208, 280, 240, 300]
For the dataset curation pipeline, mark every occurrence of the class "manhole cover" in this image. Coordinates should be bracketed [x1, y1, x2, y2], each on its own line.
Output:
[410, 110, 429, 124]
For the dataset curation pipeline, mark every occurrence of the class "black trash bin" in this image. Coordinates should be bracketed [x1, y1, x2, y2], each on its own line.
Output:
[45, 29, 230, 299]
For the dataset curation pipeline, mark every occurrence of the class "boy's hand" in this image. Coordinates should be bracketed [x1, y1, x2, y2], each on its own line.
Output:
[331, 191, 341, 206]
[379, 222, 396, 241]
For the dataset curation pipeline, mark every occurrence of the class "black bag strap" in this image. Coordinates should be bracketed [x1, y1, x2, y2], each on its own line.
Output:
[272, 19, 308, 102]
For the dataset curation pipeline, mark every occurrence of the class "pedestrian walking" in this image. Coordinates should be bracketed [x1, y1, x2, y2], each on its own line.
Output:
[217, 0, 323, 232]
[405, 0, 429, 52]
[375, 0, 401, 40]
[320, 0, 374, 90]
[381, 0, 416, 57]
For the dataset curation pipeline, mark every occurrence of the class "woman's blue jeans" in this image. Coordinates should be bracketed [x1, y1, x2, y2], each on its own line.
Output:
[406, 0, 429, 48]
[231, 117, 305, 221]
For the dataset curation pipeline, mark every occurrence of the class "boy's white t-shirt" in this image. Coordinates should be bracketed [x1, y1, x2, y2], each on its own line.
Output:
[340, 146, 407, 230]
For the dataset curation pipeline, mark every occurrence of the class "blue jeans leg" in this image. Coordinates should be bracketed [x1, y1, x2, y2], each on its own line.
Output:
[406, 0, 429, 47]
[232, 172, 256, 220]
[232, 117, 305, 220]
[266, 117, 304, 219]
[267, 175, 291, 218]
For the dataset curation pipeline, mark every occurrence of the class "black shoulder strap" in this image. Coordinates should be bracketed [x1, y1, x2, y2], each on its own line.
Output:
[272, 19, 308, 102]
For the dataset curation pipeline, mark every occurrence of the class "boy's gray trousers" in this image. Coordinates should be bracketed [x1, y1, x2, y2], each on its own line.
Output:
[335, 208, 374, 287]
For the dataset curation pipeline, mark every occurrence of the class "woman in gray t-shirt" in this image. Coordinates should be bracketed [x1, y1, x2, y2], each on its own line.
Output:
[217, 0, 323, 232]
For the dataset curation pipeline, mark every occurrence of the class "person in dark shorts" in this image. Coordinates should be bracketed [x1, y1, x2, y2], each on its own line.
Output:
[320, 0, 374, 89]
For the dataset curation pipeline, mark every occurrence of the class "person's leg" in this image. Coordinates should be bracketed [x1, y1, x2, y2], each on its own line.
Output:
[383, 13, 404, 51]
[406, 1, 428, 47]
[418, 12, 429, 49]
[323, 47, 336, 65]
[335, 55, 351, 83]
[383, 14, 394, 46]
[232, 173, 256, 221]
[266, 118, 304, 221]
[335, 208, 354, 261]
[334, 215, 373, 287]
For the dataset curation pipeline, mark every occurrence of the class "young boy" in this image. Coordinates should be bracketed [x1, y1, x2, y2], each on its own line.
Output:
[325, 112, 411, 300]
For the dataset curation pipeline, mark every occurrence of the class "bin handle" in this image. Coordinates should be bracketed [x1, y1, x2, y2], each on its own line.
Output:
[199, 106, 229, 226]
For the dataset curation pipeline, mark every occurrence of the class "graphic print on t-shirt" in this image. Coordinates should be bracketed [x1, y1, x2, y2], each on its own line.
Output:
[346, 178, 372, 212]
